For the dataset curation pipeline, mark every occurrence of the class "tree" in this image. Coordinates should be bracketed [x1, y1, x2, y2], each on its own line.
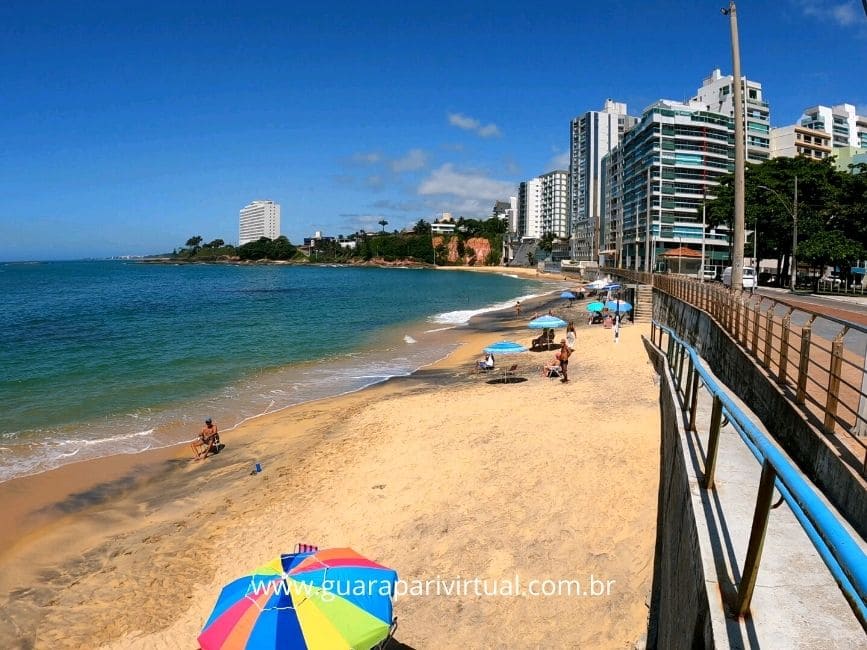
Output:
[413, 219, 432, 234]
[378, 218, 388, 232]
[185, 235, 203, 256]
[207, 238, 225, 249]
[537, 233, 557, 253]
[706, 157, 844, 285]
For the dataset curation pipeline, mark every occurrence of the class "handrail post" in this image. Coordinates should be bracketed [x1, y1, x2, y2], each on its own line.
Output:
[751, 302, 760, 354]
[704, 395, 723, 489]
[796, 318, 814, 404]
[824, 329, 847, 433]
[737, 459, 777, 617]
[688, 367, 700, 432]
[763, 309, 774, 368]
[733, 294, 741, 341]
[778, 313, 791, 384]
[741, 296, 750, 345]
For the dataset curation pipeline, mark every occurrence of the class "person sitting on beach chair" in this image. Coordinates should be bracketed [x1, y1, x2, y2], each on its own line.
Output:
[541, 354, 562, 378]
[532, 328, 554, 349]
[476, 353, 495, 373]
[192, 417, 221, 459]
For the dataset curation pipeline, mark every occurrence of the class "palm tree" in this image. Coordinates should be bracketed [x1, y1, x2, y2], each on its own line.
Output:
[378, 218, 388, 232]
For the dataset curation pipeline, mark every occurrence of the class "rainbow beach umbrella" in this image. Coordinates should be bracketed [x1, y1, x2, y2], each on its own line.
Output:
[198, 547, 397, 650]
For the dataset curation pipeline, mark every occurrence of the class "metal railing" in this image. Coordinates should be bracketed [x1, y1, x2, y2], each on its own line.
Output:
[602, 267, 867, 477]
[650, 320, 867, 627]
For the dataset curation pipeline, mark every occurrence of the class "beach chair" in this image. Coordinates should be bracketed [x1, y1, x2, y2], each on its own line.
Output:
[545, 365, 563, 379]
[294, 543, 319, 553]
[503, 364, 519, 383]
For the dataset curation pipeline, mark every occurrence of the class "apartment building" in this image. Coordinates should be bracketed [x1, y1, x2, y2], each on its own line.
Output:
[691, 68, 771, 164]
[770, 125, 832, 160]
[800, 104, 867, 149]
[602, 100, 734, 272]
[569, 100, 637, 261]
[518, 170, 569, 240]
[239, 200, 281, 245]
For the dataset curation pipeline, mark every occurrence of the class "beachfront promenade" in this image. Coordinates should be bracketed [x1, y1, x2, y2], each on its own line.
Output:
[605, 267, 867, 643]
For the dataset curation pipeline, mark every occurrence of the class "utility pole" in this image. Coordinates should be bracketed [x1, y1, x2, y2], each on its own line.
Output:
[791, 175, 798, 291]
[645, 167, 652, 272]
[724, 1, 746, 291]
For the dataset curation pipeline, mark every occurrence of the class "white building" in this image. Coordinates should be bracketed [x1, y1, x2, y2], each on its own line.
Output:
[799, 104, 867, 149]
[570, 99, 637, 260]
[518, 170, 569, 240]
[691, 68, 771, 164]
[431, 212, 456, 235]
[770, 125, 832, 160]
[239, 200, 281, 245]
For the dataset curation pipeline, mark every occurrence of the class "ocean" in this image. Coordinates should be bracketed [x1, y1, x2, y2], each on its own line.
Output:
[0, 261, 546, 482]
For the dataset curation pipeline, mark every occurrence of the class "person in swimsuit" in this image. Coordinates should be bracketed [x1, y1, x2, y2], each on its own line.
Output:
[558, 339, 572, 383]
[193, 417, 220, 458]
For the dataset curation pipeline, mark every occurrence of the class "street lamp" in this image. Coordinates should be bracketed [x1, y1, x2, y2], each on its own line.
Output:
[758, 176, 798, 292]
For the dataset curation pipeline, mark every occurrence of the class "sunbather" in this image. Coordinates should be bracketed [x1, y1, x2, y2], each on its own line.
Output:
[192, 417, 221, 459]
[477, 353, 495, 372]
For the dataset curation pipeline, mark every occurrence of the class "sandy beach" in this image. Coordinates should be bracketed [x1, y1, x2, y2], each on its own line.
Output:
[0, 276, 660, 649]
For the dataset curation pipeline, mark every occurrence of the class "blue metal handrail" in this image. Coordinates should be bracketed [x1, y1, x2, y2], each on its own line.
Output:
[652, 319, 867, 625]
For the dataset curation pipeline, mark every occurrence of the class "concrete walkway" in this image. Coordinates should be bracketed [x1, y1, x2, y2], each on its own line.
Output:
[671, 347, 866, 647]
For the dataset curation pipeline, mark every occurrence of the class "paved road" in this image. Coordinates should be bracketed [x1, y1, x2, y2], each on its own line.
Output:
[756, 288, 867, 328]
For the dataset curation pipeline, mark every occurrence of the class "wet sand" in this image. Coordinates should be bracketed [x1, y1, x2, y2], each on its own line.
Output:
[0, 282, 660, 649]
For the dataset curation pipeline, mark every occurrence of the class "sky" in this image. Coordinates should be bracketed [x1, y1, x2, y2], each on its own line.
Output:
[1, 1, 866, 261]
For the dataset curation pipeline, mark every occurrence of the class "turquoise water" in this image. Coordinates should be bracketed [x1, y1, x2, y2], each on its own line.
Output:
[0, 261, 545, 481]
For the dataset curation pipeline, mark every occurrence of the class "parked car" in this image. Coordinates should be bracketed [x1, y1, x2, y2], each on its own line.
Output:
[721, 266, 756, 289]
[695, 265, 717, 281]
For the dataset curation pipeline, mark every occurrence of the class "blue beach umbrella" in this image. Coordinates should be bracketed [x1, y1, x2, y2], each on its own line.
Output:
[527, 315, 568, 330]
[602, 284, 621, 291]
[605, 300, 632, 312]
[586, 302, 605, 312]
[560, 291, 576, 299]
[484, 340, 528, 355]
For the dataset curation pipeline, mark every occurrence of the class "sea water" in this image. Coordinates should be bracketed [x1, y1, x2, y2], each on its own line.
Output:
[0, 261, 545, 481]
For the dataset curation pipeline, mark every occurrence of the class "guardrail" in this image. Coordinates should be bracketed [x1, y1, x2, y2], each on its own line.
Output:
[650, 320, 867, 627]
[602, 267, 867, 477]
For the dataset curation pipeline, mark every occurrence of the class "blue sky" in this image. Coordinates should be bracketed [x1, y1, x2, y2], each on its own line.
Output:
[1, 1, 865, 261]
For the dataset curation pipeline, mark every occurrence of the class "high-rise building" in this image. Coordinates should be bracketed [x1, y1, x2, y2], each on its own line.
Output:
[691, 68, 771, 164]
[602, 100, 734, 273]
[799, 104, 867, 149]
[518, 170, 569, 240]
[770, 125, 832, 160]
[239, 200, 281, 245]
[569, 100, 637, 261]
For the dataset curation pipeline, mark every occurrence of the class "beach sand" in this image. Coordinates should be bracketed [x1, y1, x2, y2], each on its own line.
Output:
[0, 283, 660, 649]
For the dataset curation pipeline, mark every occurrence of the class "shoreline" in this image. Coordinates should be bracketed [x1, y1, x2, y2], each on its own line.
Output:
[0, 264, 563, 487]
[0, 289, 565, 560]
[0, 280, 659, 649]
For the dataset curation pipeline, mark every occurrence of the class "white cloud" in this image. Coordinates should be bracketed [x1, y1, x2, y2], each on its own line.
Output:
[796, 0, 861, 26]
[390, 148, 428, 173]
[352, 151, 381, 164]
[418, 164, 516, 201]
[447, 112, 502, 138]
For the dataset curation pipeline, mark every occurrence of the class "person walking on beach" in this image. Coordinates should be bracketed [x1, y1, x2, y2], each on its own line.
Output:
[613, 312, 621, 344]
[515, 301, 522, 318]
[565, 321, 577, 351]
[558, 339, 572, 383]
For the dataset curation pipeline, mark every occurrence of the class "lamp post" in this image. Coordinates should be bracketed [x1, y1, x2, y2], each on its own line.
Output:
[758, 176, 798, 292]
[722, 2, 746, 291]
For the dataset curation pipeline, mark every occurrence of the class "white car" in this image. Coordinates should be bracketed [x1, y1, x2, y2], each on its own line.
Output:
[721, 266, 756, 289]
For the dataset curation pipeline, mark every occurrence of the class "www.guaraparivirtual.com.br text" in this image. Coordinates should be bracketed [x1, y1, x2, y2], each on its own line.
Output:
[249, 574, 615, 602]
